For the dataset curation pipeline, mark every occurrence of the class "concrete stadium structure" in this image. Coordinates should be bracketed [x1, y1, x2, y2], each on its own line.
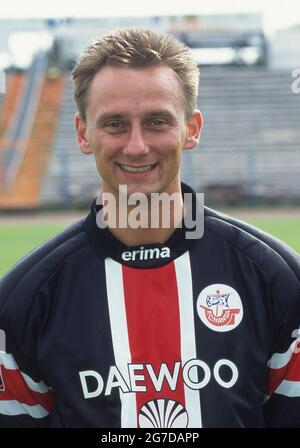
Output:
[39, 68, 300, 206]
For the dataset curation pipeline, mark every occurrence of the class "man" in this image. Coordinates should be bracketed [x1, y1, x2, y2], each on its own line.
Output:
[0, 28, 300, 428]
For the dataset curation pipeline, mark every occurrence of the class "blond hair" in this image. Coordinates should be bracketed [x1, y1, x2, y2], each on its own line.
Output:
[72, 28, 199, 121]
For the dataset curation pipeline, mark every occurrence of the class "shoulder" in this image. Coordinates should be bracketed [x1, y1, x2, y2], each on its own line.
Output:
[204, 206, 300, 282]
[0, 218, 88, 317]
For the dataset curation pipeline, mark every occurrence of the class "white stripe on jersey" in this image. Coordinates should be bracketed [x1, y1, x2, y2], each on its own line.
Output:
[268, 338, 300, 369]
[0, 352, 18, 369]
[105, 258, 137, 428]
[0, 400, 49, 418]
[0, 352, 50, 394]
[21, 372, 50, 394]
[275, 379, 300, 397]
[174, 252, 202, 428]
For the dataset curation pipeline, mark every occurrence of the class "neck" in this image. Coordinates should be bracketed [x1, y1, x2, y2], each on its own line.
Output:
[102, 186, 184, 246]
[108, 222, 181, 246]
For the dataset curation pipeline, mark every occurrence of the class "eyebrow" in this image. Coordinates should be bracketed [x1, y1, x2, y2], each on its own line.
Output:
[144, 110, 176, 120]
[96, 113, 125, 126]
[95, 109, 176, 126]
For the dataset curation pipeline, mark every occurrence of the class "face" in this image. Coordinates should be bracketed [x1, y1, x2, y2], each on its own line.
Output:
[76, 65, 202, 198]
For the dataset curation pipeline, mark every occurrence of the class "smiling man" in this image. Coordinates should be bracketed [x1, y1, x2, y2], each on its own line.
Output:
[76, 65, 201, 199]
[0, 28, 300, 428]
[74, 34, 203, 246]
[76, 64, 201, 245]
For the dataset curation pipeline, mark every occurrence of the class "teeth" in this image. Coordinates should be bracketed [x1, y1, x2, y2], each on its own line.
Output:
[120, 164, 154, 173]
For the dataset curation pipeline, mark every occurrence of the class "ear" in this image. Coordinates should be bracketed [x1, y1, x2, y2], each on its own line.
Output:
[183, 110, 203, 150]
[75, 113, 92, 154]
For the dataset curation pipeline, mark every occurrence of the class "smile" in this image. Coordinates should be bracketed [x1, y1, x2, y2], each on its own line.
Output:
[118, 164, 157, 173]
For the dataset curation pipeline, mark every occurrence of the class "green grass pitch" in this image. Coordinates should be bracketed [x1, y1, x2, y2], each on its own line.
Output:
[0, 218, 299, 277]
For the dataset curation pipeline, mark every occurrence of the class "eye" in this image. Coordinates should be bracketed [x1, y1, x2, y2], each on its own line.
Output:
[104, 121, 128, 133]
[106, 122, 121, 128]
[151, 119, 166, 127]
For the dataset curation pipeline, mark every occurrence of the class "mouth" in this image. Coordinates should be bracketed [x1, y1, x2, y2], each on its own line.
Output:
[117, 163, 157, 174]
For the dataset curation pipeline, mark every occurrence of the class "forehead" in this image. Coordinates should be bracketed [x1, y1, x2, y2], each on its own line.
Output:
[85, 65, 185, 117]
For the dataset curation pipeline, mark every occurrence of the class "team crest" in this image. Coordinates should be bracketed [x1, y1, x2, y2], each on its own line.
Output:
[197, 284, 243, 332]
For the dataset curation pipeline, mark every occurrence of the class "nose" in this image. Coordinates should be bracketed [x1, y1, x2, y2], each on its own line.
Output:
[122, 123, 149, 157]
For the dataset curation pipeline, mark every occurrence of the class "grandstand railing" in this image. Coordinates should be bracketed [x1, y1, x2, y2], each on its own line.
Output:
[0, 51, 47, 189]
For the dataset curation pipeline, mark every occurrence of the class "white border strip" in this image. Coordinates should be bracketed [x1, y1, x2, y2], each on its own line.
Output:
[275, 379, 300, 398]
[268, 339, 299, 370]
[0, 352, 50, 394]
[0, 400, 48, 418]
[105, 258, 137, 428]
[21, 372, 50, 394]
[0, 352, 18, 369]
[174, 252, 202, 428]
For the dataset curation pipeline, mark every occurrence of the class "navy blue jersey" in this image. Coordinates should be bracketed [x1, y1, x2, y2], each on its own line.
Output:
[0, 183, 300, 428]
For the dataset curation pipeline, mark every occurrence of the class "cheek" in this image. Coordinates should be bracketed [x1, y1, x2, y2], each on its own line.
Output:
[96, 136, 125, 157]
[155, 133, 182, 151]
[93, 149, 117, 175]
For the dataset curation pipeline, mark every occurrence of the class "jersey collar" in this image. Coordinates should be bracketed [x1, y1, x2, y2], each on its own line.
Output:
[85, 182, 202, 268]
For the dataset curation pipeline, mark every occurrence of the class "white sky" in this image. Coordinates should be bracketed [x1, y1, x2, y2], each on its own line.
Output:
[0, 0, 299, 33]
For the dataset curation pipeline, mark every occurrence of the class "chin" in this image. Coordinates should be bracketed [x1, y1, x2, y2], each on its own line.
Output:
[123, 182, 160, 195]
[126, 187, 155, 198]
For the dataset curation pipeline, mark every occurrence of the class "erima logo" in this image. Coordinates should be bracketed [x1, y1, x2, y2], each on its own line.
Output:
[122, 246, 171, 262]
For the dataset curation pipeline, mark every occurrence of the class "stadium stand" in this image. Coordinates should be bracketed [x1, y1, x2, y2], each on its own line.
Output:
[0, 16, 299, 209]
[1, 53, 47, 188]
[0, 59, 65, 208]
[182, 68, 300, 203]
[0, 73, 25, 152]
[38, 67, 300, 207]
[39, 77, 99, 207]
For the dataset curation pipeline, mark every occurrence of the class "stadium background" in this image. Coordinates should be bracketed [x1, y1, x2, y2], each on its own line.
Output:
[0, 13, 299, 276]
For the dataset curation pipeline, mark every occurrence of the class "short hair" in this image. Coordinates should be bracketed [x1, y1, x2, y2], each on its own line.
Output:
[72, 28, 199, 121]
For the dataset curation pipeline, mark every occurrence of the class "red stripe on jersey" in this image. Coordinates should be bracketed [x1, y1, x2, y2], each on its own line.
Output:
[122, 263, 185, 425]
[267, 352, 300, 396]
[0, 366, 54, 414]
